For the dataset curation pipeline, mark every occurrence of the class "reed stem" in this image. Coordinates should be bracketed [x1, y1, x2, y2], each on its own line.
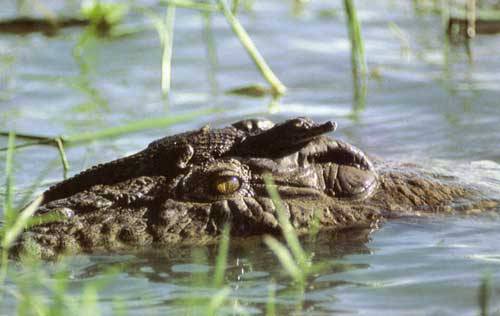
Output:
[344, 0, 366, 76]
[0, 109, 219, 178]
[217, 0, 286, 96]
[161, 4, 176, 98]
[161, 0, 218, 12]
[479, 273, 492, 316]
[202, 11, 219, 94]
[231, 0, 240, 15]
[212, 225, 230, 288]
[343, 0, 367, 115]
[55, 137, 70, 179]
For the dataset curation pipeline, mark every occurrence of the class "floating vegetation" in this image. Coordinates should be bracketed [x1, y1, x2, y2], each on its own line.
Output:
[0, 17, 88, 36]
[0, 1, 129, 37]
[81, 1, 129, 36]
[445, 0, 500, 49]
[448, 17, 500, 37]
[225, 84, 273, 98]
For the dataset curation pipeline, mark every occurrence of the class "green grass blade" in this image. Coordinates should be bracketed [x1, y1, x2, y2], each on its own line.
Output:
[308, 208, 322, 241]
[161, 4, 176, 98]
[388, 22, 411, 58]
[144, 9, 167, 47]
[202, 11, 219, 95]
[3, 132, 15, 227]
[0, 195, 43, 300]
[0, 139, 54, 152]
[2, 195, 44, 249]
[191, 248, 209, 287]
[265, 282, 276, 316]
[263, 174, 308, 271]
[343, 0, 366, 115]
[23, 211, 64, 229]
[0, 132, 17, 297]
[63, 108, 219, 144]
[160, 0, 218, 12]
[263, 236, 303, 284]
[479, 273, 492, 316]
[213, 224, 230, 288]
[344, 0, 366, 75]
[206, 287, 231, 316]
[112, 297, 127, 316]
[80, 285, 99, 316]
[0, 132, 50, 141]
[16, 159, 57, 210]
[0, 109, 215, 151]
[217, 0, 286, 96]
[55, 137, 70, 179]
[231, 0, 240, 15]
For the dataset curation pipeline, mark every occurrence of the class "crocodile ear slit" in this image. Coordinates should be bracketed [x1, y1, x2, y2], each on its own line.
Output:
[176, 144, 194, 169]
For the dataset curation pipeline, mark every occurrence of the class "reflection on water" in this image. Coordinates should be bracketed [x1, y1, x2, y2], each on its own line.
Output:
[1, 0, 500, 314]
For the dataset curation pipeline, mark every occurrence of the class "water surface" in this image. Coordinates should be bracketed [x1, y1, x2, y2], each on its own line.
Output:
[1, 0, 500, 314]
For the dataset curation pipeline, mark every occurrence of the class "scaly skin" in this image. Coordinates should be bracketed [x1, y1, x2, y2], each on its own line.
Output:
[11, 118, 496, 259]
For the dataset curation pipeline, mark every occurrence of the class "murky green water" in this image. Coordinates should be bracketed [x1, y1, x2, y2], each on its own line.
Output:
[1, 0, 500, 315]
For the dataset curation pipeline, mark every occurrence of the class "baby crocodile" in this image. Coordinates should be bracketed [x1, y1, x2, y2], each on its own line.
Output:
[12, 117, 497, 259]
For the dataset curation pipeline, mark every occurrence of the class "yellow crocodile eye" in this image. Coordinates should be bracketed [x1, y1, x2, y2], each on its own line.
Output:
[214, 176, 241, 195]
[293, 119, 304, 128]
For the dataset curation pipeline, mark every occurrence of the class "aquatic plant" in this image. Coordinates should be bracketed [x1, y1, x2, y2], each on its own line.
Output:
[216, 0, 286, 96]
[81, 0, 129, 36]
[169, 226, 233, 315]
[0, 108, 217, 179]
[2, 1, 498, 314]
[478, 273, 492, 316]
[154, 0, 285, 97]
[343, 0, 367, 115]
[262, 174, 335, 280]
[0, 134, 128, 315]
[145, 4, 176, 99]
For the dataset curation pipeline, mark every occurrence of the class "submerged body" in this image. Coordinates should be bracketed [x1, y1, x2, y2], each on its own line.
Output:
[13, 118, 496, 259]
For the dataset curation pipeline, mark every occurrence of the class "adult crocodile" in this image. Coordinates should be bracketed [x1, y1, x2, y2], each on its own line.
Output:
[11, 117, 497, 259]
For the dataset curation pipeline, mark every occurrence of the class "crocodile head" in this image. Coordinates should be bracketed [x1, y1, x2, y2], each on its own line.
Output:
[14, 117, 474, 259]
[161, 117, 379, 236]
